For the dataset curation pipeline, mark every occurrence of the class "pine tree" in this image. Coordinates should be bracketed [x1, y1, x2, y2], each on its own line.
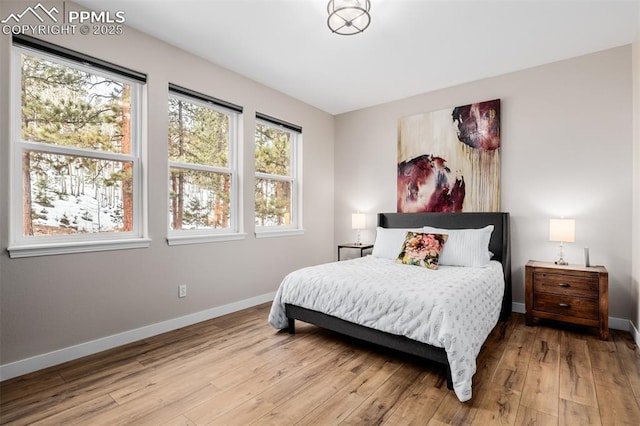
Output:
[20, 53, 131, 235]
[255, 124, 291, 226]
[168, 96, 231, 230]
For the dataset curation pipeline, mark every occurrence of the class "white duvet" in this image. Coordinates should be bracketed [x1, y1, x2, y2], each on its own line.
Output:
[268, 256, 505, 402]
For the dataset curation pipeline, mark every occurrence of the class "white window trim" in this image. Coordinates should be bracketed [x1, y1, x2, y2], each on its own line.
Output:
[166, 91, 244, 245]
[254, 118, 303, 237]
[167, 233, 247, 246]
[7, 238, 152, 259]
[254, 228, 305, 239]
[8, 46, 149, 258]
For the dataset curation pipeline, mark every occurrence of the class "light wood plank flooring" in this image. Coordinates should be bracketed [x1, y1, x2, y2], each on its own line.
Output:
[1, 303, 639, 425]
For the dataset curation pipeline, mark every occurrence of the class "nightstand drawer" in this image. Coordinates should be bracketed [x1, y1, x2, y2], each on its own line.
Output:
[533, 272, 598, 299]
[533, 293, 598, 320]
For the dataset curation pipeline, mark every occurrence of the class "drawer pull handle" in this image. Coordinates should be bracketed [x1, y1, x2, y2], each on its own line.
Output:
[558, 303, 570, 308]
[558, 283, 570, 288]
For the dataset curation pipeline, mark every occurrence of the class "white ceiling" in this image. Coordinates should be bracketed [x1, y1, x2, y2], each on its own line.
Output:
[77, 0, 640, 114]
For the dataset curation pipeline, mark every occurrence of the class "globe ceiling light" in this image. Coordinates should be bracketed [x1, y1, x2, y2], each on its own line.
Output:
[327, 0, 371, 35]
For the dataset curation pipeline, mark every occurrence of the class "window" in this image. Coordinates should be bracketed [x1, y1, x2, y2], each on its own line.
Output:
[167, 84, 243, 245]
[8, 36, 148, 258]
[254, 113, 303, 237]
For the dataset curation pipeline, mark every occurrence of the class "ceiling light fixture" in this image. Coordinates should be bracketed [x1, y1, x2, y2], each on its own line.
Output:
[327, 0, 371, 35]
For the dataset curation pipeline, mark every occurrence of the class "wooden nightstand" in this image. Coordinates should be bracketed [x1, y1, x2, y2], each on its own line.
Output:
[337, 243, 373, 261]
[525, 260, 608, 340]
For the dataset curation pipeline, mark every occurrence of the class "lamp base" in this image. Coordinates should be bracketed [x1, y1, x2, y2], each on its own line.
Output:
[554, 242, 568, 266]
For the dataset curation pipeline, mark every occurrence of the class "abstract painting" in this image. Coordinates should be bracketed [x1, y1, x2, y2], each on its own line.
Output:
[397, 99, 501, 212]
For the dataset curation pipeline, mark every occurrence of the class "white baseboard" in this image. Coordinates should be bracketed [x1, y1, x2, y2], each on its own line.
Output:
[608, 316, 631, 332]
[0, 292, 276, 382]
[631, 321, 640, 347]
[511, 302, 631, 332]
[512, 302, 526, 314]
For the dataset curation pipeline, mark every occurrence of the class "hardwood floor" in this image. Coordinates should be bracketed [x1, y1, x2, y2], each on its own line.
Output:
[1, 303, 639, 425]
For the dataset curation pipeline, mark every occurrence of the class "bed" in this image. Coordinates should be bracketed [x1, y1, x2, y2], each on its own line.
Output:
[269, 212, 511, 402]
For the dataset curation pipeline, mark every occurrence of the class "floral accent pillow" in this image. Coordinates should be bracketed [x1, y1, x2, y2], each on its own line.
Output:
[396, 232, 448, 269]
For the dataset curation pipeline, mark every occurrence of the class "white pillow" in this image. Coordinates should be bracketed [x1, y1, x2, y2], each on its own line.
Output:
[422, 225, 494, 267]
[371, 227, 423, 259]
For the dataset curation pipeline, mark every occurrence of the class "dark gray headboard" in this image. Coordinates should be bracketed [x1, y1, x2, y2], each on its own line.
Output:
[378, 212, 512, 320]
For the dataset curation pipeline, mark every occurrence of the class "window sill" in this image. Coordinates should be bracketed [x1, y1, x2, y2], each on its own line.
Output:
[167, 232, 247, 246]
[254, 228, 305, 239]
[7, 238, 152, 258]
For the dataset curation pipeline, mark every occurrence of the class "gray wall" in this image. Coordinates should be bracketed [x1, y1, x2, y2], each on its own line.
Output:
[0, 2, 335, 367]
[632, 11, 640, 335]
[334, 46, 634, 322]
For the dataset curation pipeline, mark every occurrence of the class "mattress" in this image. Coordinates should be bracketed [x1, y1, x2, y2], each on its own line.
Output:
[268, 255, 505, 401]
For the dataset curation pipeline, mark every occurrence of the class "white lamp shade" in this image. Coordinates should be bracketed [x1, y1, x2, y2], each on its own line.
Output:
[352, 213, 366, 230]
[549, 219, 575, 243]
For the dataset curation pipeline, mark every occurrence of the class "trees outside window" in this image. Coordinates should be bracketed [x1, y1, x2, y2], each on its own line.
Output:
[10, 41, 146, 257]
[167, 87, 241, 241]
[255, 117, 302, 233]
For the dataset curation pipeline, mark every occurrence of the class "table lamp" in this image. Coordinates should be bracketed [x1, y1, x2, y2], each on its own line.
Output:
[352, 213, 366, 245]
[549, 218, 575, 265]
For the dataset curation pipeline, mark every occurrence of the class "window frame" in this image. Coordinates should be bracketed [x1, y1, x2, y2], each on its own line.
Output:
[254, 115, 303, 238]
[8, 42, 149, 258]
[166, 87, 245, 246]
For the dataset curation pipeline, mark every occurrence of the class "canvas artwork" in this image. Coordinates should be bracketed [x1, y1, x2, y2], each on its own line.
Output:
[397, 99, 501, 213]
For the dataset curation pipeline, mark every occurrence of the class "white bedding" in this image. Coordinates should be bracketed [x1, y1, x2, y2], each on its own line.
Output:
[268, 256, 505, 402]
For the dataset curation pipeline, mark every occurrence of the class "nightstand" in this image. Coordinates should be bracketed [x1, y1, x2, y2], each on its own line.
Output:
[525, 260, 609, 340]
[337, 243, 373, 261]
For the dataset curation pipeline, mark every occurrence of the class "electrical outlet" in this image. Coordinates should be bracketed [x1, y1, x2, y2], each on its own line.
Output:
[178, 284, 187, 298]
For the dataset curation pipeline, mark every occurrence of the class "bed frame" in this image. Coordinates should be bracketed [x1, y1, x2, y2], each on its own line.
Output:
[285, 212, 511, 390]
